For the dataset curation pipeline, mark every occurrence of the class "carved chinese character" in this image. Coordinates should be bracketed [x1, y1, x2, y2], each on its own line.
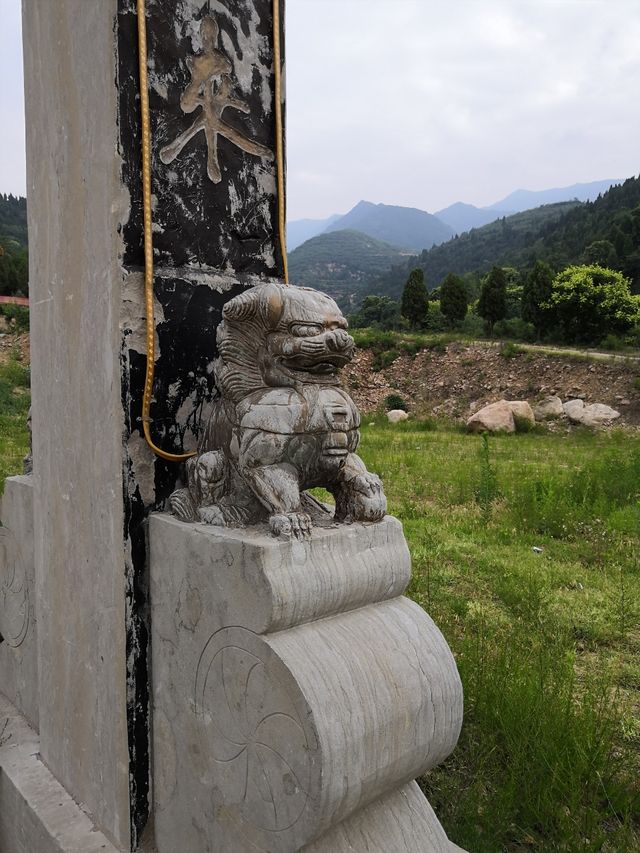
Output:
[160, 16, 273, 183]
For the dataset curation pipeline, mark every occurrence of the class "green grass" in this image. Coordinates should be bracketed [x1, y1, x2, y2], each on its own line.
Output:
[1, 353, 638, 849]
[0, 353, 30, 492]
[356, 416, 640, 852]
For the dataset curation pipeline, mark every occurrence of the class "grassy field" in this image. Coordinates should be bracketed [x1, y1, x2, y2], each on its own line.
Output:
[1, 352, 638, 850]
[0, 353, 30, 490]
[355, 416, 640, 852]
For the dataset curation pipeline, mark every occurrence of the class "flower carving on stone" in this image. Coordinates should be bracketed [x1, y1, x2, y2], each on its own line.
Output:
[195, 626, 315, 833]
[0, 527, 30, 648]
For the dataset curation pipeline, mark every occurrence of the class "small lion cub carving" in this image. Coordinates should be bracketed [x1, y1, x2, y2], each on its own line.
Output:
[170, 283, 386, 538]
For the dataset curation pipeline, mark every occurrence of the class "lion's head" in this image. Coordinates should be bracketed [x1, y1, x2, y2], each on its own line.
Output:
[215, 283, 355, 403]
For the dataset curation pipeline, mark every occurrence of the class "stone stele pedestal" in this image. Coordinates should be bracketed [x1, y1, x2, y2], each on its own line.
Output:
[150, 514, 464, 851]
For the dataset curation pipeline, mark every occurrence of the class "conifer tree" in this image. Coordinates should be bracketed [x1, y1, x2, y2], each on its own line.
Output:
[401, 268, 429, 329]
[439, 272, 468, 326]
[477, 266, 507, 335]
[521, 260, 554, 339]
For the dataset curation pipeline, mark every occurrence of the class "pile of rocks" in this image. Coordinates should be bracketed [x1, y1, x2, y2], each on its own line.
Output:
[466, 395, 621, 433]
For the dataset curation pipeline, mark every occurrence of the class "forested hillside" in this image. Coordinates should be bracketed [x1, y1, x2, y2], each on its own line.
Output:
[288, 229, 408, 309]
[0, 195, 28, 296]
[0, 194, 27, 246]
[374, 175, 640, 299]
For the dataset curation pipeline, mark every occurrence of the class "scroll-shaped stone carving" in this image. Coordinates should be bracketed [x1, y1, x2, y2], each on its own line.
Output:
[150, 516, 465, 852]
[0, 526, 30, 649]
[170, 283, 387, 538]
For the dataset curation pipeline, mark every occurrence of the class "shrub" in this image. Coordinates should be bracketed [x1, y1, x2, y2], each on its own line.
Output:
[544, 265, 636, 345]
[500, 341, 524, 359]
[384, 393, 408, 412]
[0, 303, 29, 333]
[493, 317, 536, 342]
[372, 349, 400, 371]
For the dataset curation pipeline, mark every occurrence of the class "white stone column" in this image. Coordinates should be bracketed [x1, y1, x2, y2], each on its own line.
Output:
[22, 1, 131, 847]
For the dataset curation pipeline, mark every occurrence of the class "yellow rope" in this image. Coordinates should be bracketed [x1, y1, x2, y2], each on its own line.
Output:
[273, 0, 289, 284]
[137, 0, 195, 461]
[136, 0, 287, 461]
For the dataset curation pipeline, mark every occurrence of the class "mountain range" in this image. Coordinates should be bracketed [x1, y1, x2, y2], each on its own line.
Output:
[287, 175, 640, 309]
[287, 178, 622, 251]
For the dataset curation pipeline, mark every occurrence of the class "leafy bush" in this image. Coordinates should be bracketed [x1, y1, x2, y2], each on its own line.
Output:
[494, 317, 536, 342]
[0, 303, 29, 333]
[384, 393, 408, 412]
[543, 265, 636, 345]
[459, 313, 485, 337]
[372, 348, 400, 371]
[500, 341, 524, 359]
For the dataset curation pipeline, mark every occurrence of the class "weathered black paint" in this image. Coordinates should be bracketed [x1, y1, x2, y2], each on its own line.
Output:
[116, 0, 285, 847]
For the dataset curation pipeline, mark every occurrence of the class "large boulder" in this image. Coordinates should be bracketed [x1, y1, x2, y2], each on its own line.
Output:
[387, 409, 410, 424]
[507, 400, 535, 429]
[563, 399, 585, 423]
[467, 399, 536, 434]
[563, 399, 621, 427]
[580, 403, 621, 427]
[533, 395, 564, 421]
[467, 400, 515, 434]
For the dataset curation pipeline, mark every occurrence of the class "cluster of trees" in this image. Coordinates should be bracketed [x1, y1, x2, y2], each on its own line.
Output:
[0, 194, 28, 297]
[0, 242, 28, 296]
[350, 261, 640, 348]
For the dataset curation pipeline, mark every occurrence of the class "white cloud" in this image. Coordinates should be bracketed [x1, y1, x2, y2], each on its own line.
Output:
[287, 0, 640, 217]
[1, 0, 638, 221]
[0, 0, 25, 197]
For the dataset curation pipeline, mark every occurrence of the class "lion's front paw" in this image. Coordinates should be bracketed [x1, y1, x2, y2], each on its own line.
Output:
[270, 512, 312, 540]
[350, 472, 384, 499]
[197, 505, 226, 526]
[336, 472, 387, 523]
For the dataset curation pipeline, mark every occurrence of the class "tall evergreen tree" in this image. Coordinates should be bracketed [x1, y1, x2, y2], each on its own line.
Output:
[439, 272, 468, 326]
[521, 260, 554, 339]
[401, 268, 429, 329]
[477, 266, 507, 334]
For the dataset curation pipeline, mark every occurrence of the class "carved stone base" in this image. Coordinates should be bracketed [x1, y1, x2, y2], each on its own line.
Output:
[0, 475, 37, 729]
[0, 694, 120, 853]
[150, 516, 464, 852]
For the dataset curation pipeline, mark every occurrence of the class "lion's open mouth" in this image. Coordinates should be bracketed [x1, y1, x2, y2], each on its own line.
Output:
[283, 351, 353, 374]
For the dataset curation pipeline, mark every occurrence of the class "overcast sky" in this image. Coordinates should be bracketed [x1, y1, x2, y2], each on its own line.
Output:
[1, 0, 638, 220]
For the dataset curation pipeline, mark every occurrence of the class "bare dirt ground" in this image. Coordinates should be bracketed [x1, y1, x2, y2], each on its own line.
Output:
[343, 342, 640, 427]
[4, 326, 638, 428]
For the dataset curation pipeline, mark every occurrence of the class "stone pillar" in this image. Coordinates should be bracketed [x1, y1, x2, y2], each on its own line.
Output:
[11, 1, 284, 850]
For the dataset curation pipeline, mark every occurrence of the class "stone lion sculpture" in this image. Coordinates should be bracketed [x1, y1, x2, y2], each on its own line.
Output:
[170, 282, 386, 538]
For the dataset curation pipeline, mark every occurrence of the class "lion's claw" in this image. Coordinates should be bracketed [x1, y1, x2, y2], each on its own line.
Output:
[197, 505, 226, 526]
[351, 473, 383, 497]
[270, 512, 312, 540]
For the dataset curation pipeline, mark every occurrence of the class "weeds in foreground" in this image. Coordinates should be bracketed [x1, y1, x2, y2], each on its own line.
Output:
[358, 417, 640, 851]
[0, 355, 30, 492]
